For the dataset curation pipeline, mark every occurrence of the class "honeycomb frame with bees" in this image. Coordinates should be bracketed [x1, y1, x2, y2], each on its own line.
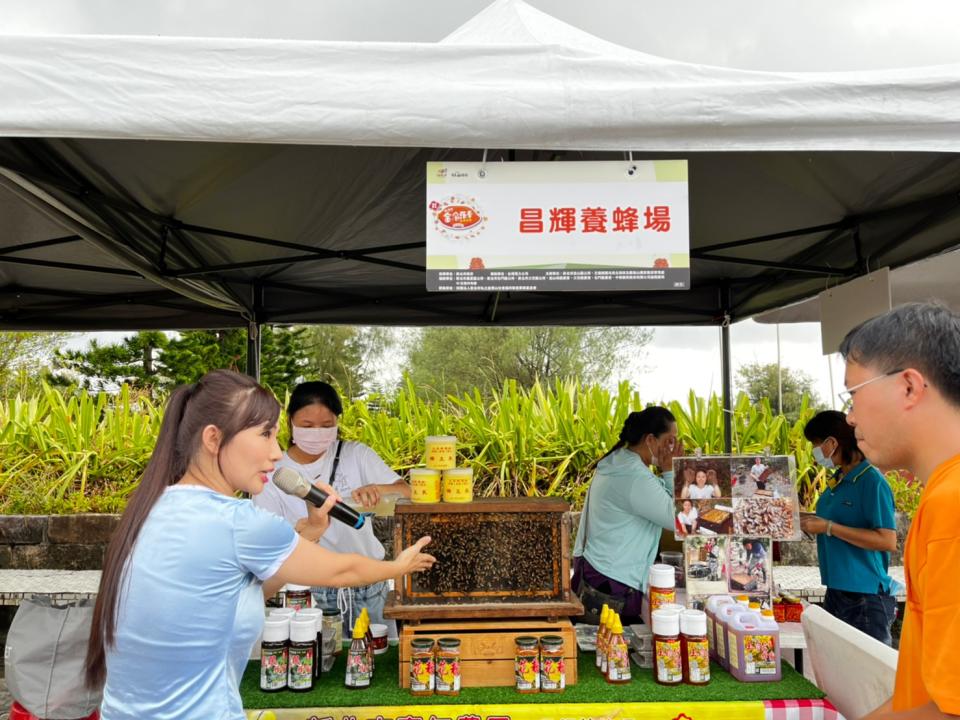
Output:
[385, 498, 583, 621]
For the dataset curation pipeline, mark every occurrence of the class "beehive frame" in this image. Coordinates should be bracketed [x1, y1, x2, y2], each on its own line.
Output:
[386, 498, 583, 620]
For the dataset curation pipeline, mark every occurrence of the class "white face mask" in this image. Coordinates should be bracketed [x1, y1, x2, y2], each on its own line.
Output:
[292, 425, 338, 456]
[647, 439, 659, 468]
[812, 440, 836, 470]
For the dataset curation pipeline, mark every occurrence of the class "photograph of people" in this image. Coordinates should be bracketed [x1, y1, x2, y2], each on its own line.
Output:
[84, 370, 434, 718]
[727, 538, 771, 594]
[750, 457, 767, 479]
[253, 381, 411, 631]
[799, 410, 897, 645]
[677, 499, 698, 535]
[572, 406, 683, 624]
[682, 469, 715, 499]
[684, 536, 727, 597]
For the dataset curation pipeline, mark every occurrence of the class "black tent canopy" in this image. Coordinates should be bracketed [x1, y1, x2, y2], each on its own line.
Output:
[3, 1, 960, 448]
[3, 140, 959, 331]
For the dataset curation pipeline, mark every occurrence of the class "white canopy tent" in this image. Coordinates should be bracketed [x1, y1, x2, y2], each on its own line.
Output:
[3, 0, 960, 151]
[1, 0, 960, 445]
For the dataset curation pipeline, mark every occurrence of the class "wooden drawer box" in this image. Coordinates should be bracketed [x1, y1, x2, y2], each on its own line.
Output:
[398, 618, 578, 688]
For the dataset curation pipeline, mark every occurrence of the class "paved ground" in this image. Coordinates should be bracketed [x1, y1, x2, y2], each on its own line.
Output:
[0, 677, 10, 720]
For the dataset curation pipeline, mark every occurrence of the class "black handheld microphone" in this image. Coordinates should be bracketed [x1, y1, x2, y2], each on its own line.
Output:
[271, 467, 367, 530]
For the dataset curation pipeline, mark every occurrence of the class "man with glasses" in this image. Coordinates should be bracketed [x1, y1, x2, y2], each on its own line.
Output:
[839, 302, 960, 720]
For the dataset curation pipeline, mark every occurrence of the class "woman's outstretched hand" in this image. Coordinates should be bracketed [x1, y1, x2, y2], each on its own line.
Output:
[394, 536, 436, 575]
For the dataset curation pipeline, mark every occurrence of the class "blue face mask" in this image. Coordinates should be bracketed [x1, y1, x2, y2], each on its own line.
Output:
[812, 441, 836, 470]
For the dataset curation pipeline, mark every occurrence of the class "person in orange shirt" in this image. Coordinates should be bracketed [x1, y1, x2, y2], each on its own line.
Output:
[839, 302, 960, 720]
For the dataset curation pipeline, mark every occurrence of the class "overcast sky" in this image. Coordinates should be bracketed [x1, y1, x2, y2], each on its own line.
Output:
[5, 0, 960, 71]
[24, 0, 953, 403]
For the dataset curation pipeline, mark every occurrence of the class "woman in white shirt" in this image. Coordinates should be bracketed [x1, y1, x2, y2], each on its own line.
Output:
[684, 469, 718, 499]
[677, 499, 698, 535]
[253, 382, 410, 630]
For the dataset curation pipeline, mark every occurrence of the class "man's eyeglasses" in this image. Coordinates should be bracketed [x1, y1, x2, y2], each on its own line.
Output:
[838, 369, 903, 411]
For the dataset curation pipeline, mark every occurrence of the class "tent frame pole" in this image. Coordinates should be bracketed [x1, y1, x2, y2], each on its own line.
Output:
[720, 285, 733, 453]
[246, 283, 263, 381]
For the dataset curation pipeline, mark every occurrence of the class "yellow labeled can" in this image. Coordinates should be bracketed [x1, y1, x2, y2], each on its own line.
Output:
[424, 435, 457, 470]
[442, 468, 474, 503]
[409, 468, 441, 503]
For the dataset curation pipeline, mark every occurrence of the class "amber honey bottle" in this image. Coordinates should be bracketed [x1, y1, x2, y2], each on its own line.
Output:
[652, 609, 683, 686]
[435, 637, 462, 696]
[680, 609, 711, 686]
[605, 617, 631, 685]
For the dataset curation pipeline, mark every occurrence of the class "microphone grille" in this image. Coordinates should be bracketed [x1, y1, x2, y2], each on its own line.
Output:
[271, 467, 309, 498]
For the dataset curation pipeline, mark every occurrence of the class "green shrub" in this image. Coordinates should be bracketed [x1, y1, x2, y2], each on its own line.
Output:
[0, 380, 919, 518]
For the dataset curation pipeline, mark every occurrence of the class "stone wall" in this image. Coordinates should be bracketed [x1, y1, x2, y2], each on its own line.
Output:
[0, 515, 120, 570]
[0, 514, 396, 570]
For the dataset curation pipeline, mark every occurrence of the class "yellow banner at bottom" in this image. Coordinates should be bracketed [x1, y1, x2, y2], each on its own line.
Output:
[247, 700, 766, 720]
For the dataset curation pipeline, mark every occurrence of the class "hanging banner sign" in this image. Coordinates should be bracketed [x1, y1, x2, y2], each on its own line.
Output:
[426, 161, 689, 292]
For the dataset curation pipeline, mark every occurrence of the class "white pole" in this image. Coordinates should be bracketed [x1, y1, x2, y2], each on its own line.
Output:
[776, 323, 783, 415]
[828, 353, 837, 410]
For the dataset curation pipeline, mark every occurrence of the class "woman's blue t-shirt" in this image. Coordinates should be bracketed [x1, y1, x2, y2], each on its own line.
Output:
[101, 485, 298, 720]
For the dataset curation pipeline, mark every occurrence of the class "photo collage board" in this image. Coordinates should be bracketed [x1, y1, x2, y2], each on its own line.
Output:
[673, 455, 801, 609]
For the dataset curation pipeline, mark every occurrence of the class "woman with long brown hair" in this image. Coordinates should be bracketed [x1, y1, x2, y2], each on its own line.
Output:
[85, 370, 434, 719]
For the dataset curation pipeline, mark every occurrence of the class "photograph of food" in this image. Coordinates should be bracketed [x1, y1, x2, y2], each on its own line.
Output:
[732, 496, 800, 540]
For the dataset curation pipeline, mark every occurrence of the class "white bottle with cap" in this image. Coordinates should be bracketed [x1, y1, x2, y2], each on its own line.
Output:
[651, 609, 683, 685]
[288, 616, 317, 691]
[260, 616, 290, 692]
[644, 563, 677, 625]
[680, 609, 710, 685]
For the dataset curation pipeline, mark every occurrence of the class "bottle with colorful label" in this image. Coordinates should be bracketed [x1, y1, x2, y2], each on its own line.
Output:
[648, 564, 677, 614]
[606, 617, 631, 684]
[652, 609, 682, 686]
[260, 616, 289, 692]
[539, 635, 566, 692]
[515, 636, 540, 693]
[595, 604, 610, 672]
[680, 609, 710, 685]
[287, 617, 316, 692]
[344, 623, 371, 688]
[436, 637, 462, 696]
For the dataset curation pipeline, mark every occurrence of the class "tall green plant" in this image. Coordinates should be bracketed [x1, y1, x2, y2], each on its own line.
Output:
[0, 380, 916, 518]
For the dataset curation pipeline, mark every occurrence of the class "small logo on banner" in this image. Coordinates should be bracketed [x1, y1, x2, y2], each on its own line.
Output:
[430, 195, 487, 240]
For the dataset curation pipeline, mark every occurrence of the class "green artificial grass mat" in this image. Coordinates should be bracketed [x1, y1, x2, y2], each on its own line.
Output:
[241, 646, 824, 709]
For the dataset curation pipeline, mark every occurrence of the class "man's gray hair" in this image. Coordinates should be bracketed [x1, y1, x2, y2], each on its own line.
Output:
[839, 302, 960, 407]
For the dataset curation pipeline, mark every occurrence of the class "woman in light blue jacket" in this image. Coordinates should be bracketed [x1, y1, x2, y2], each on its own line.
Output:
[573, 406, 681, 623]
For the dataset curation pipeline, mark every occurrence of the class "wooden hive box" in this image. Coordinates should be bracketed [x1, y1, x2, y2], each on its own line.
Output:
[385, 498, 583, 620]
[398, 618, 578, 688]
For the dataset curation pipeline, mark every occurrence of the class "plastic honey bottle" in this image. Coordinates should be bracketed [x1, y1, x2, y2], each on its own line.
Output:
[605, 616, 631, 684]
[596, 605, 610, 672]
[359, 609, 375, 673]
[344, 622, 371, 688]
[705, 595, 734, 661]
[287, 616, 316, 692]
[600, 609, 613, 676]
[727, 609, 781, 683]
[652, 609, 683, 686]
[680, 609, 710, 686]
[647, 564, 677, 616]
[715, 602, 743, 671]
